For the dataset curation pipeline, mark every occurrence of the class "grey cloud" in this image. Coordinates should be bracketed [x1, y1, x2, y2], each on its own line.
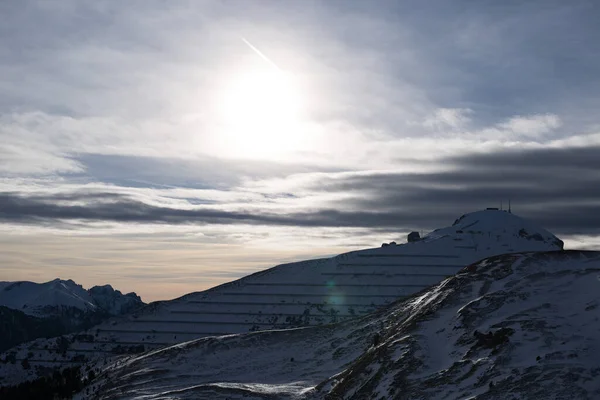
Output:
[329, 146, 600, 234]
[0, 192, 443, 230]
[318, 146, 600, 194]
[449, 146, 600, 171]
[4, 145, 600, 236]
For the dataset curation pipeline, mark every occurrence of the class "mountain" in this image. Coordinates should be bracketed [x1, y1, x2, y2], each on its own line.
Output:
[0, 280, 143, 352]
[72, 250, 600, 399]
[87, 285, 144, 316]
[0, 279, 143, 318]
[84, 210, 563, 342]
[0, 210, 564, 388]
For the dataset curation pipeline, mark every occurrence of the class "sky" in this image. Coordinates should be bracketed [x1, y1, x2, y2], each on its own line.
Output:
[1, 0, 600, 301]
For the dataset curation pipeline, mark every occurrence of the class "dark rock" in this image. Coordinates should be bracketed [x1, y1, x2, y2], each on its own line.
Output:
[474, 328, 514, 349]
[407, 231, 421, 242]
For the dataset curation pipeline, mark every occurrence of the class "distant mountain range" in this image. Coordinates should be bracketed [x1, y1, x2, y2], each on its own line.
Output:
[0, 280, 144, 352]
[2, 209, 596, 400]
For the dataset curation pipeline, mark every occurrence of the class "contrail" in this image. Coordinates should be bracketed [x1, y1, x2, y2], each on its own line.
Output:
[241, 37, 282, 72]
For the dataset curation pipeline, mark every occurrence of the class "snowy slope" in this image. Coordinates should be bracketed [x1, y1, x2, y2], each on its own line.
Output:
[316, 250, 600, 399]
[89, 210, 562, 341]
[0, 210, 564, 387]
[78, 250, 600, 400]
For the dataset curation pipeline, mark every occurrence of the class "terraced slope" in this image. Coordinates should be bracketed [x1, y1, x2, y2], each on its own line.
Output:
[0, 209, 564, 386]
[92, 210, 561, 343]
[77, 250, 600, 400]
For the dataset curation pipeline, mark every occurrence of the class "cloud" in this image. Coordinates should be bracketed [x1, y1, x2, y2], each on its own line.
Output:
[423, 108, 473, 131]
[2, 145, 600, 236]
[465, 113, 562, 142]
[0, 191, 439, 229]
[76, 153, 346, 190]
[1, 1, 599, 181]
[497, 114, 562, 138]
[3, 2, 595, 150]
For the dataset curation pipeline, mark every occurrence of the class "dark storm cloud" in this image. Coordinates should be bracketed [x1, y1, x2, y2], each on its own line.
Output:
[309, 155, 600, 219]
[2, 146, 600, 236]
[451, 146, 600, 171]
[313, 146, 600, 234]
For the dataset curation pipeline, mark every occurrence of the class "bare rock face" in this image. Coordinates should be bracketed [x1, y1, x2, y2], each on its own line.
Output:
[88, 285, 143, 316]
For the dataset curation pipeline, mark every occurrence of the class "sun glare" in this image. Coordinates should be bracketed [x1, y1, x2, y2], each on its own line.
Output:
[215, 66, 306, 158]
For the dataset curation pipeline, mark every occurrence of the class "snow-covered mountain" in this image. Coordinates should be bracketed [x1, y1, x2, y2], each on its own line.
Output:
[0, 279, 143, 317]
[76, 250, 600, 399]
[86, 210, 563, 342]
[0, 280, 144, 353]
[0, 210, 565, 388]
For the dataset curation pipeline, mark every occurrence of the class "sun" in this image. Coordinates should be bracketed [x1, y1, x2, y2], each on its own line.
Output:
[214, 65, 305, 158]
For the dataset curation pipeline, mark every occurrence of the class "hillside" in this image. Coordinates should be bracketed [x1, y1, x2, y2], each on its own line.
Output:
[76, 250, 600, 400]
[0, 307, 66, 353]
[0, 210, 564, 387]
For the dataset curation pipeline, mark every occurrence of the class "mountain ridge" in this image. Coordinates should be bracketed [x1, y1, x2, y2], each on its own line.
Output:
[0, 279, 143, 317]
[76, 250, 600, 399]
[0, 210, 568, 390]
